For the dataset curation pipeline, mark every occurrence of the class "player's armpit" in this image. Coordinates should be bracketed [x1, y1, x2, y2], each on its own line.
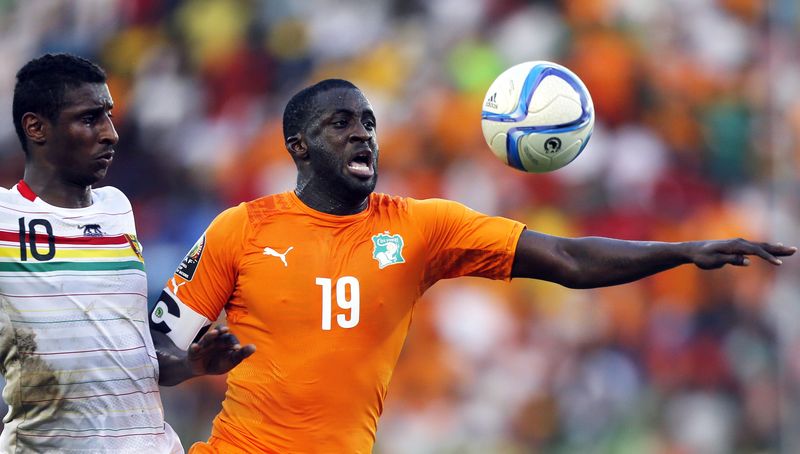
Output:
[149, 287, 210, 351]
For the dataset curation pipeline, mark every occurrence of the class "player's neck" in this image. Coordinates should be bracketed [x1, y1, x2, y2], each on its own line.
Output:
[23, 167, 93, 208]
[294, 185, 369, 216]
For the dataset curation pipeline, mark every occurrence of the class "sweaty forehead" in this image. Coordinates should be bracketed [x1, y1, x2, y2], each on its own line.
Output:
[61, 83, 113, 110]
[310, 87, 372, 117]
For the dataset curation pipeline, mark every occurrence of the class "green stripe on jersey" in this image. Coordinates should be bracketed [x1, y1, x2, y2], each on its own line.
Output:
[0, 260, 145, 273]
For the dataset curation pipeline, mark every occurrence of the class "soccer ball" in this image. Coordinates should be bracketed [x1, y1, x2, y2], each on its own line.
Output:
[481, 61, 595, 173]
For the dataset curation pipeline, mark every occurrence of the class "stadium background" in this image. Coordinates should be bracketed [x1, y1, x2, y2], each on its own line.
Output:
[1, 0, 799, 452]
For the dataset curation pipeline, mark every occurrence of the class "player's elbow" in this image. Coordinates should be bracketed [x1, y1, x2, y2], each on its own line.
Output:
[552, 267, 590, 289]
[512, 235, 587, 287]
[550, 241, 594, 289]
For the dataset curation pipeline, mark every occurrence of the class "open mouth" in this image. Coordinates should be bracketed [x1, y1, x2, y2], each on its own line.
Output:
[347, 150, 374, 179]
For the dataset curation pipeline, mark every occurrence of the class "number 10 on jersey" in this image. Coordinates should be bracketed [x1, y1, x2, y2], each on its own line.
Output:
[316, 276, 360, 330]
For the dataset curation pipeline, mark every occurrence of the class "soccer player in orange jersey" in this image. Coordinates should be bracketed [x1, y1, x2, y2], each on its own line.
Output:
[148, 79, 796, 453]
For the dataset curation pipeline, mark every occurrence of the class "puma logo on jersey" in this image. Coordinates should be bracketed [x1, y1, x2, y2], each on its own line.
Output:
[263, 246, 294, 267]
[171, 277, 187, 295]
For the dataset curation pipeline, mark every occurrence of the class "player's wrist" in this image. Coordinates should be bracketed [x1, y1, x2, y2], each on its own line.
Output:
[675, 241, 699, 264]
[185, 347, 206, 379]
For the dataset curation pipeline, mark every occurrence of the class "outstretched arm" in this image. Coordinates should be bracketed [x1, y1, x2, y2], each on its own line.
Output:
[510, 229, 797, 288]
[153, 325, 256, 386]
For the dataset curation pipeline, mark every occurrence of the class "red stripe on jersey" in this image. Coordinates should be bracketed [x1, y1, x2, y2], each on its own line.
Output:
[17, 180, 37, 201]
[0, 230, 130, 245]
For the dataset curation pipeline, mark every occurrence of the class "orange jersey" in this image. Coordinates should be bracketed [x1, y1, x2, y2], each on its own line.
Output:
[174, 191, 524, 453]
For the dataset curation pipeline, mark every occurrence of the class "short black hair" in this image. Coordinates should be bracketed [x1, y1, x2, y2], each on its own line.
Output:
[12, 53, 107, 152]
[283, 79, 359, 139]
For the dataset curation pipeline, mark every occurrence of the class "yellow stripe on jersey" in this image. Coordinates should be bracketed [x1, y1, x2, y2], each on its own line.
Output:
[0, 246, 137, 260]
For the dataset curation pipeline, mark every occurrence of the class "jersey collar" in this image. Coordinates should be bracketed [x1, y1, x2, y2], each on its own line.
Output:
[17, 180, 37, 202]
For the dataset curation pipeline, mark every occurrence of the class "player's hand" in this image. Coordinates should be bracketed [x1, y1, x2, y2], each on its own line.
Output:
[187, 325, 256, 376]
[688, 239, 797, 270]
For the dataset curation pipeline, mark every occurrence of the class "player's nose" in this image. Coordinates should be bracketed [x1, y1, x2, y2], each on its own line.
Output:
[349, 121, 371, 142]
[99, 115, 119, 146]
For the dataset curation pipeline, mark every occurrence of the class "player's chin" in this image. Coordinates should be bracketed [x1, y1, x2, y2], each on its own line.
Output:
[89, 169, 109, 185]
[343, 170, 377, 192]
[351, 174, 377, 196]
[75, 168, 108, 187]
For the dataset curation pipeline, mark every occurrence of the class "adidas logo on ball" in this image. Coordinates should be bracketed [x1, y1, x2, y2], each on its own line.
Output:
[485, 92, 498, 109]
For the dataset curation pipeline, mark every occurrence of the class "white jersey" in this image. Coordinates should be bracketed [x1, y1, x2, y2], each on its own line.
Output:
[0, 182, 182, 453]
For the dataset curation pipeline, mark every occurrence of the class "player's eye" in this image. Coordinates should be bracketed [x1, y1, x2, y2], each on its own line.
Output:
[363, 120, 375, 130]
[332, 119, 348, 128]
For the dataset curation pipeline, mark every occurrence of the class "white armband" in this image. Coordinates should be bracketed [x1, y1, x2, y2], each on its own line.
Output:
[149, 287, 210, 350]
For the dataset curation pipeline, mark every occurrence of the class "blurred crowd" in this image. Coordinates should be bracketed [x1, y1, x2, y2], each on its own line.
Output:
[1, 0, 799, 452]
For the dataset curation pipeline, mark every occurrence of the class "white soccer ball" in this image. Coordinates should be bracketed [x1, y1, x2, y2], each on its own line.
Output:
[481, 61, 595, 173]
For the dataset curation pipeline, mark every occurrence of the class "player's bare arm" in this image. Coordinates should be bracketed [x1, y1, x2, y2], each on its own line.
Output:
[148, 282, 255, 386]
[152, 325, 256, 386]
[511, 229, 797, 288]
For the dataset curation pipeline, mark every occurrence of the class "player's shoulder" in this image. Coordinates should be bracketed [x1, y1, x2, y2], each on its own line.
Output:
[0, 183, 27, 205]
[210, 201, 250, 227]
[370, 193, 470, 217]
[202, 194, 294, 245]
[393, 195, 465, 212]
[0, 186, 21, 216]
[242, 191, 299, 224]
[0, 185, 14, 203]
[206, 193, 285, 231]
[90, 185, 132, 211]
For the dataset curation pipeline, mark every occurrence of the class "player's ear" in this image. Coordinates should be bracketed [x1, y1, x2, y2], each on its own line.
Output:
[21, 112, 47, 147]
[285, 133, 308, 160]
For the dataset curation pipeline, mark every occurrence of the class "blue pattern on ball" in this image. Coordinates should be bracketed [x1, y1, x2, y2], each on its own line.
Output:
[481, 63, 594, 171]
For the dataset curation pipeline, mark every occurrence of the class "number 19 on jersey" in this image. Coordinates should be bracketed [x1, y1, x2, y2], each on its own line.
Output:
[316, 276, 360, 330]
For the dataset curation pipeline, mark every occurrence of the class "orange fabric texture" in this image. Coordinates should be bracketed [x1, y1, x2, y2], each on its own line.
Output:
[173, 191, 524, 453]
[189, 436, 251, 454]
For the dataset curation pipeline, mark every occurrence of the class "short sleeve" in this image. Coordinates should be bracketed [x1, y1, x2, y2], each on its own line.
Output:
[165, 203, 248, 321]
[408, 198, 525, 288]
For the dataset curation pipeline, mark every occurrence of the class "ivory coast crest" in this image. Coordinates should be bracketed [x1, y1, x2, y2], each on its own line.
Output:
[372, 232, 405, 269]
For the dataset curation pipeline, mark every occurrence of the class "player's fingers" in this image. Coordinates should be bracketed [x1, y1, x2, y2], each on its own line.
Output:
[718, 254, 748, 267]
[199, 334, 242, 360]
[187, 342, 205, 361]
[193, 328, 224, 353]
[762, 243, 798, 257]
[203, 325, 248, 357]
[216, 332, 242, 349]
[723, 239, 774, 265]
[229, 344, 256, 364]
[744, 245, 780, 265]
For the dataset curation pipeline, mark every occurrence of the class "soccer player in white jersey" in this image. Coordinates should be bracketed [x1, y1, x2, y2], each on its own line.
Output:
[0, 53, 254, 453]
